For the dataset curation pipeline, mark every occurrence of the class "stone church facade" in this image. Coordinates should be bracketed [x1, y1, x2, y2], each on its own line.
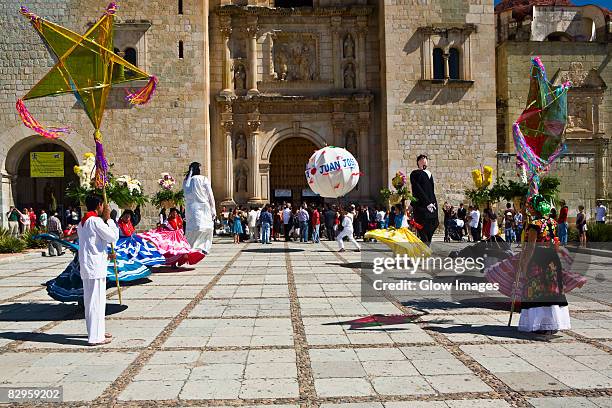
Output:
[2, 0, 606, 226]
[209, 0, 497, 208]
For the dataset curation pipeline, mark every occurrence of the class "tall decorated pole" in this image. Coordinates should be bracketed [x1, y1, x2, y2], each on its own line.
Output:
[16, 2, 159, 305]
[508, 57, 571, 326]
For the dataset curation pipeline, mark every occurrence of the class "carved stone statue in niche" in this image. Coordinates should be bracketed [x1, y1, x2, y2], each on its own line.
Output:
[234, 64, 246, 90]
[343, 34, 355, 58]
[344, 63, 356, 89]
[235, 165, 248, 193]
[567, 98, 590, 132]
[345, 130, 358, 154]
[272, 34, 317, 81]
[234, 132, 247, 159]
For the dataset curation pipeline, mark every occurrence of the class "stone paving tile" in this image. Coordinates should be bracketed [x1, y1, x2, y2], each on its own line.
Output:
[445, 400, 512, 408]
[0, 351, 137, 401]
[190, 297, 291, 318]
[126, 348, 299, 400]
[493, 371, 569, 391]
[527, 397, 605, 408]
[17, 318, 169, 349]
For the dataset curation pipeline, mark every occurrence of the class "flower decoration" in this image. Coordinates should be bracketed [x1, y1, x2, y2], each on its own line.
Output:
[73, 152, 96, 188]
[158, 172, 176, 190]
[116, 175, 142, 194]
[392, 171, 407, 190]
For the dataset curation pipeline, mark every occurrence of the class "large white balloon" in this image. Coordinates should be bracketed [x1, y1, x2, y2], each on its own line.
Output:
[305, 146, 360, 198]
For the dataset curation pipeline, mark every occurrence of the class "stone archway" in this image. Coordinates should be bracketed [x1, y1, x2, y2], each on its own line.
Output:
[257, 126, 326, 203]
[269, 137, 318, 204]
[4, 136, 80, 215]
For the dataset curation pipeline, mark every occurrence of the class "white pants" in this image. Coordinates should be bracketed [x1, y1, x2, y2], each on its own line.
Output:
[186, 228, 213, 253]
[82, 278, 106, 344]
[336, 228, 361, 250]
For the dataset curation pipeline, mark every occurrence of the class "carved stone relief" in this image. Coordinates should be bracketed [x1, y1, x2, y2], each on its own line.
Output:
[272, 33, 318, 81]
[567, 97, 591, 132]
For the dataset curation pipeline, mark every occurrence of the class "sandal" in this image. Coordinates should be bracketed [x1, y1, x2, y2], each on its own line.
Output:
[88, 337, 112, 346]
[105, 333, 113, 339]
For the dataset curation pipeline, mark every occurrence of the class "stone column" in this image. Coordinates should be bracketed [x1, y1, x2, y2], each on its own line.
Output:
[247, 19, 259, 96]
[331, 17, 342, 88]
[220, 23, 233, 96]
[357, 115, 370, 198]
[443, 52, 450, 80]
[221, 120, 235, 204]
[356, 20, 367, 89]
[247, 117, 262, 204]
[259, 163, 270, 203]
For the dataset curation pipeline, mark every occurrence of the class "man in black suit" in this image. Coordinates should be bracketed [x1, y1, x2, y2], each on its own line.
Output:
[410, 154, 439, 246]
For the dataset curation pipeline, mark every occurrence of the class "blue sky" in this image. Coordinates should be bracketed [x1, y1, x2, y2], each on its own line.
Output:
[494, 0, 611, 6]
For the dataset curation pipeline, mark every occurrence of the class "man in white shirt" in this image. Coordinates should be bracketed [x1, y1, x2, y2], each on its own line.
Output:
[247, 207, 258, 242]
[468, 206, 481, 242]
[77, 195, 119, 346]
[282, 204, 292, 241]
[376, 207, 386, 229]
[336, 207, 361, 252]
[595, 201, 607, 224]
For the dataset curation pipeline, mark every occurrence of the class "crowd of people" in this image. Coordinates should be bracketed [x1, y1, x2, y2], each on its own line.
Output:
[219, 202, 429, 252]
[441, 199, 607, 248]
[5, 205, 85, 237]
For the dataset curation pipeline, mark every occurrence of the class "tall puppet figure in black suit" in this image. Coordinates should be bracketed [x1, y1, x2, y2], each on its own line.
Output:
[410, 154, 439, 246]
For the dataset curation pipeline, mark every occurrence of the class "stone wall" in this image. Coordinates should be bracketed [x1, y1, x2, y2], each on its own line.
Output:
[0, 0, 210, 227]
[378, 0, 498, 210]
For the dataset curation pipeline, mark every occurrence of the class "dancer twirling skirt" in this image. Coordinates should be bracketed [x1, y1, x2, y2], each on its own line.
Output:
[37, 234, 151, 303]
[485, 195, 586, 334]
[139, 208, 205, 266]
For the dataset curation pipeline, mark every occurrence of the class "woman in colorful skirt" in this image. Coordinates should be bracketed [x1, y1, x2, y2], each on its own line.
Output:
[38, 234, 151, 303]
[485, 194, 587, 336]
[231, 208, 243, 244]
[115, 208, 166, 268]
[139, 208, 204, 267]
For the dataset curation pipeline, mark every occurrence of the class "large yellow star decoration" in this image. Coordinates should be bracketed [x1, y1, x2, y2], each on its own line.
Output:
[16, 2, 158, 188]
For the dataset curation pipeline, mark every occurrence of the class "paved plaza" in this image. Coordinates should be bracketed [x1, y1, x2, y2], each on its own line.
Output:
[0, 238, 611, 407]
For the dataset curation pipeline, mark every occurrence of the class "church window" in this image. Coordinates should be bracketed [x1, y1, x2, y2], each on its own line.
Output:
[448, 48, 460, 80]
[124, 47, 137, 66]
[178, 41, 184, 59]
[432, 48, 444, 80]
[178, 0, 183, 15]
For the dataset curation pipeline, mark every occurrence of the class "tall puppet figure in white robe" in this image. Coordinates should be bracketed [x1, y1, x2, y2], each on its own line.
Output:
[183, 162, 216, 254]
[77, 194, 119, 346]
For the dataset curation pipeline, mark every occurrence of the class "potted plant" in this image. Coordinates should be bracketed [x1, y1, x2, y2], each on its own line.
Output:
[109, 175, 147, 210]
[151, 173, 183, 209]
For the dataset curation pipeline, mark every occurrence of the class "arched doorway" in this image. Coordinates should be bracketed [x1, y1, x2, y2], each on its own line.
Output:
[269, 137, 319, 204]
[11, 143, 79, 213]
